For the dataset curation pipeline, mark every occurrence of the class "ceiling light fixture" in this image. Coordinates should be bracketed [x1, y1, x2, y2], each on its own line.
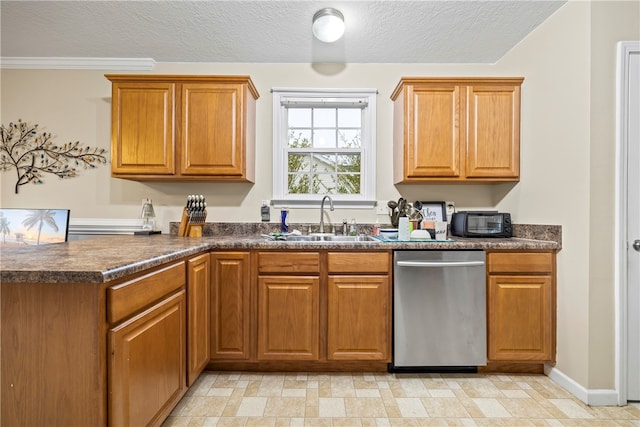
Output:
[312, 8, 345, 43]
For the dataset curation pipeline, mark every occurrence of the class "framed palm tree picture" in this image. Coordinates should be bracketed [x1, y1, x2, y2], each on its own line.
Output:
[0, 208, 70, 246]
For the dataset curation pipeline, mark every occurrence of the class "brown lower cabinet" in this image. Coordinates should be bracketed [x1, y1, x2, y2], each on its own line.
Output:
[327, 252, 391, 361]
[210, 251, 251, 360]
[1, 255, 199, 427]
[109, 290, 186, 427]
[107, 261, 188, 427]
[257, 251, 321, 361]
[209, 250, 392, 368]
[1, 281, 108, 426]
[187, 253, 211, 385]
[327, 275, 390, 360]
[258, 275, 320, 360]
[486, 251, 556, 363]
[1, 246, 557, 426]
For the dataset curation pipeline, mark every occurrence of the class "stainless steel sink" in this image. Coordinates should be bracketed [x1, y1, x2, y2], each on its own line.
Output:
[322, 235, 378, 242]
[269, 234, 377, 242]
[281, 235, 319, 241]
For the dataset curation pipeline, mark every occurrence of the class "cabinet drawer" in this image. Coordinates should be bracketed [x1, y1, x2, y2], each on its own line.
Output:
[327, 252, 390, 274]
[258, 252, 320, 274]
[108, 262, 186, 324]
[487, 252, 553, 274]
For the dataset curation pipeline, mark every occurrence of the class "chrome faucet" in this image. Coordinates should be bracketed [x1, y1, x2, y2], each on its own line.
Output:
[319, 195, 334, 234]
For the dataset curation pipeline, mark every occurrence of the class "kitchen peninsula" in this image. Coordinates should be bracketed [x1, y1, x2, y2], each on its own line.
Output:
[1, 227, 560, 427]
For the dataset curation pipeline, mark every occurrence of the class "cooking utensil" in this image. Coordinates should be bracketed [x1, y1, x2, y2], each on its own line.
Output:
[397, 198, 406, 217]
[387, 200, 400, 227]
[408, 206, 423, 221]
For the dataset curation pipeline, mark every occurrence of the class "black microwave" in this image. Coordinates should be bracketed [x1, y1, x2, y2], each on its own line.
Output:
[450, 211, 512, 238]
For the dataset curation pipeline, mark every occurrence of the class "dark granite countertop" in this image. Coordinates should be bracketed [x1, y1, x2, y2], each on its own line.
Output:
[0, 235, 212, 284]
[0, 227, 560, 284]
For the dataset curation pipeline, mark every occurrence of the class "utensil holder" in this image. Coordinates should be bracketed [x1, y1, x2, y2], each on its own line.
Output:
[177, 207, 207, 237]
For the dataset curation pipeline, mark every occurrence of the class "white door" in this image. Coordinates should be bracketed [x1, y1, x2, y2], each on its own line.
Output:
[620, 41, 640, 402]
[627, 46, 640, 402]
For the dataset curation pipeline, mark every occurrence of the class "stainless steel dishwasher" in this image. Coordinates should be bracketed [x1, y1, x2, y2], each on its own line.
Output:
[390, 250, 487, 372]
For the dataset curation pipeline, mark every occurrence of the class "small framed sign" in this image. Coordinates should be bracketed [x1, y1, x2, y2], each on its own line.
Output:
[419, 201, 446, 223]
[0, 208, 70, 245]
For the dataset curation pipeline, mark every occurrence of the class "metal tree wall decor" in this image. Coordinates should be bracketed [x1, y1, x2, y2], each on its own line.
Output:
[0, 120, 108, 193]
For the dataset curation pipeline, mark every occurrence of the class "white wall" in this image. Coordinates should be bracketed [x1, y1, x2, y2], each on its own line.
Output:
[1, 0, 639, 396]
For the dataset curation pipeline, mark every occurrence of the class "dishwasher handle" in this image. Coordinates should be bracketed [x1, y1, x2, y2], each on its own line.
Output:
[396, 260, 486, 268]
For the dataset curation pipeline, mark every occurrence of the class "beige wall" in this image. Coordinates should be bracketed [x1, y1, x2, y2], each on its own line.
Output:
[588, 0, 640, 389]
[1, 0, 638, 392]
[0, 63, 551, 226]
[496, 0, 592, 387]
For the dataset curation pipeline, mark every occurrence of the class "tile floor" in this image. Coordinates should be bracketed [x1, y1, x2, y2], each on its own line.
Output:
[163, 372, 640, 427]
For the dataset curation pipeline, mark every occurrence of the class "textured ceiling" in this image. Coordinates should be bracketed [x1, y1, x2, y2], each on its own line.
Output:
[1, 1, 566, 64]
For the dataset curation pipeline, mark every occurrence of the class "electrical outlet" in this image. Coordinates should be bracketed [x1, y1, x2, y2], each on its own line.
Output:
[445, 201, 455, 221]
[375, 201, 389, 215]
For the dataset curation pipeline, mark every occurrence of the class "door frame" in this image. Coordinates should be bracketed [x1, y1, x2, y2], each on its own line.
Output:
[615, 40, 640, 406]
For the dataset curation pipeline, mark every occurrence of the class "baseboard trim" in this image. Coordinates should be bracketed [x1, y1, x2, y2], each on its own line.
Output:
[545, 365, 620, 406]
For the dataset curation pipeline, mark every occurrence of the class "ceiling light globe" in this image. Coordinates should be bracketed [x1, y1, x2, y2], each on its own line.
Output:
[312, 8, 345, 43]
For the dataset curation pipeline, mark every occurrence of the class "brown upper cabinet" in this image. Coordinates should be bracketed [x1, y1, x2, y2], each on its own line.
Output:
[105, 74, 259, 182]
[391, 77, 523, 183]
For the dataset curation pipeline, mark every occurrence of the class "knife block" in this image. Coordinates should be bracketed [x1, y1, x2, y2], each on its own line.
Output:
[177, 208, 207, 237]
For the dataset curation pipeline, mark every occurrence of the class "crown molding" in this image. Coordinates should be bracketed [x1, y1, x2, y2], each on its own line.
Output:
[0, 57, 156, 70]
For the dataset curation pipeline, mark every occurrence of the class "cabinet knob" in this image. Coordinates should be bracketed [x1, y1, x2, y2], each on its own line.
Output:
[633, 240, 640, 252]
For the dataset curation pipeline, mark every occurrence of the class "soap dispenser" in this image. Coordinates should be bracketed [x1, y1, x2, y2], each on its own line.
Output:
[349, 218, 357, 236]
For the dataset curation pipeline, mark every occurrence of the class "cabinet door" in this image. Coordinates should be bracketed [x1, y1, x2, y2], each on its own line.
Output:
[180, 83, 245, 176]
[257, 276, 319, 360]
[109, 291, 186, 427]
[488, 275, 553, 362]
[466, 84, 520, 179]
[187, 254, 210, 385]
[111, 82, 175, 175]
[210, 252, 251, 360]
[404, 84, 461, 178]
[327, 275, 390, 361]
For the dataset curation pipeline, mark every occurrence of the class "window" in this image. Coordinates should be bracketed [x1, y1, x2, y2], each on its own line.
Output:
[272, 88, 377, 208]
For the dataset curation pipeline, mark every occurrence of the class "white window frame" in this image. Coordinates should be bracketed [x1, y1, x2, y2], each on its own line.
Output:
[271, 87, 377, 209]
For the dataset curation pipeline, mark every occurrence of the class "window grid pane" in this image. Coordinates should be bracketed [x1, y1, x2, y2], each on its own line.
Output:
[286, 106, 363, 196]
[288, 130, 312, 148]
[288, 153, 310, 173]
[337, 173, 361, 194]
